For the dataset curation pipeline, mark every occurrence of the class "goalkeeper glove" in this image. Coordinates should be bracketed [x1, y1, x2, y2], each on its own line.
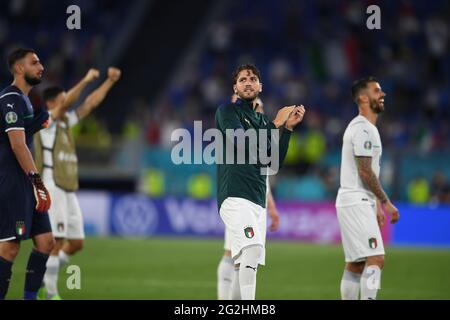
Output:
[28, 171, 51, 213]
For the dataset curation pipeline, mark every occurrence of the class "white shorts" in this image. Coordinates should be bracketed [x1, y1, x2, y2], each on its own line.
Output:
[47, 184, 85, 239]
[336, 203, 385, 263]
[220, 197, 266, 266]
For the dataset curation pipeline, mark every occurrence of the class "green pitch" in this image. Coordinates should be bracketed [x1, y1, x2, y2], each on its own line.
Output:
[6, 237, 450, 299]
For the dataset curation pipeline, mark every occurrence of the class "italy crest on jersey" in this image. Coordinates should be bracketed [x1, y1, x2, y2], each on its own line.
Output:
[369, 237, 378, 249]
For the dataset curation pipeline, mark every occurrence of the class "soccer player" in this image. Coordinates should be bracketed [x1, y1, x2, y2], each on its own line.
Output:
[215, 64, 305, 300]
[0, 48, 55, 300]
[217, 96, 280, 300]
[336, 77, 400, 300]
[35, 67, 121, 299]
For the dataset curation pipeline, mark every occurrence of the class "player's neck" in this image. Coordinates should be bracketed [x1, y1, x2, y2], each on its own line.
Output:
[11, 78, 32, 96]
[359, 108, 378, 126]
[236, 96, 258, 110]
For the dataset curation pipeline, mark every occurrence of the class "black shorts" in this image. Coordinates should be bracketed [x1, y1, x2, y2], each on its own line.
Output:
[0, 170, 52, 241]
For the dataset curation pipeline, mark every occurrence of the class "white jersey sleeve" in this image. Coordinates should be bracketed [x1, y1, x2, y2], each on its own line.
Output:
[352, 123, 375, 157]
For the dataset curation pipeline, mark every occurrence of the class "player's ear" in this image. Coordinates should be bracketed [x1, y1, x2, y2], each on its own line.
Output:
[259, 83, 263, 93]
[13, 63, 21, 75]
[18, 61, 27, 75]
[233, 84, 237, 94]
[359, 92, 368, 103]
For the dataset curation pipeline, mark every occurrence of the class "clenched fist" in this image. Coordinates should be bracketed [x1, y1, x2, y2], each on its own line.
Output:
[108, 67, 122, 82]
[383, 200, 400, 224]
[285, 105, 306, 131]
[84, 68, 100, 83]
[272, 106, 296, 128]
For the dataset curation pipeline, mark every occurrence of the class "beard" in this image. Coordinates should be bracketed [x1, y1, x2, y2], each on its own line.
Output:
[238, 90, 259, 102]
[25, 74, 42, 86]
[369, 98, 384, 114]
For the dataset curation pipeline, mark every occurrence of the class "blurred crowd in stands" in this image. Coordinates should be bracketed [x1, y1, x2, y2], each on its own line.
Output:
[145, 0, 449, 203]
[0, 0, 124, 108]
[1, 0, 449, 203]
[151, 0, 449, 150]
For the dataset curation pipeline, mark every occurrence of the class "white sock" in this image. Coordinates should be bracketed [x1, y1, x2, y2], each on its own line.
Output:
[217, 256, 234, 300]
[230, 267, 241, 300]
[44, 255, 60, 297]
[58, 250, 70, 267]
[340, 270, 361, 300]
[360, 265, 382, 300]
[239, 245, 263, 300]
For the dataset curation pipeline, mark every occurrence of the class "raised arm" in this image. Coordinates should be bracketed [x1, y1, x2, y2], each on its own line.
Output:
[76, 67, 121, 120]
[52, 68, 99, 119]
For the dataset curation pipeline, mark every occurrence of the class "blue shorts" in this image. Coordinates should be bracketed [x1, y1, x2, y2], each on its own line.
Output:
[0, 170, 52, 241]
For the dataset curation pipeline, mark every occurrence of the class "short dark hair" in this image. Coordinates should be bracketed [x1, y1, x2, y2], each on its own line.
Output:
[43, 86, 65, 103]
[351, 76, 378, 103]
[233, 64, 261, 84]
[7, 48, 36, 72]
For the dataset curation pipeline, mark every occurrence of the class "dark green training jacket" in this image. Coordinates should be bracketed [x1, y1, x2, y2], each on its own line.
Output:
[215, 98, 291, 210]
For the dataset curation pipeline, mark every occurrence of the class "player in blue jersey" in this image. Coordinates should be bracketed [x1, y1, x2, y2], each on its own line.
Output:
[0, 48, 55, 300]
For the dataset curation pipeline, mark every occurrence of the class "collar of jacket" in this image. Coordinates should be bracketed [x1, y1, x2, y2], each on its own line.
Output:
[235, 97, 257, 110]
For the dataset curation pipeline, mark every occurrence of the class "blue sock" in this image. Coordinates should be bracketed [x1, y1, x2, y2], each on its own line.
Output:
[24, 290, 37, 300]
[24, 249, 49, 300]
[0, 256, 13, 300]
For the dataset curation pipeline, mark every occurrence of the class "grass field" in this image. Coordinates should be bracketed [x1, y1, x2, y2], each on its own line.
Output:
[6, 237, 450, 300]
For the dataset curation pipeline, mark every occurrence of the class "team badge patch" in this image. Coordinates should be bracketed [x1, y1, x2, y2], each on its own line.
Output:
[16, 221, 25, 236]
[5, 111, 18, 124]
[244, 226, 254, 239]
[364, 140, 372, 150]
[369, 237, 378, 249]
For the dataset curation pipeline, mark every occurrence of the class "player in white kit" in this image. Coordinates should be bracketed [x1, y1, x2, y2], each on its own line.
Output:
[336, 77, 399, 300]
[35, 67, 121, 299]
